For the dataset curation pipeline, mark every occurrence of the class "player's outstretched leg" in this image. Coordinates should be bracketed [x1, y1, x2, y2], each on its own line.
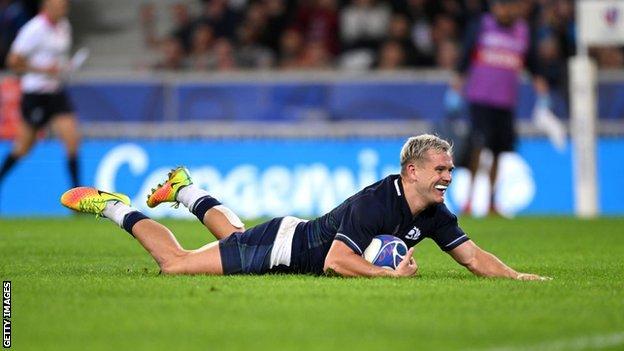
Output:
[61, 187, 224, 275]
[146, 166, 244, 239]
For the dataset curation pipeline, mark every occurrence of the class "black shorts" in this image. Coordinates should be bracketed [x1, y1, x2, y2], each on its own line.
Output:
[21, 91, 74, 129]
[468, 103, 516, 154]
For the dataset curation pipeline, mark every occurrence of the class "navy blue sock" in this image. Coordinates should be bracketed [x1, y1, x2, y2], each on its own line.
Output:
[0, 154, 19, 183]
[68, 155, 79, 188]
[192, 196, 221, 222]
[121, 211, 150, 237]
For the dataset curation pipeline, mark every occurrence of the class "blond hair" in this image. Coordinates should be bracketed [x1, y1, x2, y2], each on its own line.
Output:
[400, 134, 452, 174]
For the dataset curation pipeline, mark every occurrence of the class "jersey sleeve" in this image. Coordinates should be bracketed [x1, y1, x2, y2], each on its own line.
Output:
[334, 198, 384, 255]
[10, 21, 40, 57]
[429, 204, 469, 251]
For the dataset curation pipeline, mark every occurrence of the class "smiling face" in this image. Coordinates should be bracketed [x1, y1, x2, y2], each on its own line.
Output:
[413, 149, 454, 205]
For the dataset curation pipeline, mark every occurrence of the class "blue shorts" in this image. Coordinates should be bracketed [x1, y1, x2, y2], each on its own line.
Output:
[218, 216, 307, 275]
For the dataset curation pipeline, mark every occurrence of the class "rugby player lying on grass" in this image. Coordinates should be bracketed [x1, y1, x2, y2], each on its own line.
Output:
[61, 134, 549, 280]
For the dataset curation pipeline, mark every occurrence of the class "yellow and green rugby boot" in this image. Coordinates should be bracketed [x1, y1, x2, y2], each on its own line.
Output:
[61, 187, 131, 217]
[146, 166, 193, 208]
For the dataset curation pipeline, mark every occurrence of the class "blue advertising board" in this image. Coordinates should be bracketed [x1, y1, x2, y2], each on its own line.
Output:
[64, 79, 622, 123]
[0, 137, 622, 217]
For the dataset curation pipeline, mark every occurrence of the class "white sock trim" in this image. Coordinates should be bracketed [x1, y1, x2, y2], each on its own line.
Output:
[177, 185, 210, 211]
[103, 201, 137, 227]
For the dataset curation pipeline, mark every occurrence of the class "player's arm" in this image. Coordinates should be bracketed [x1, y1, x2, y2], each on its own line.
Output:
[323, 240, 417, 278]
[7, 52, 60, 76]
[448, 240, 550, 280]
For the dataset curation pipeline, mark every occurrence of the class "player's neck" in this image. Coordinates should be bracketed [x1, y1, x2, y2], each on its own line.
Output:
[41, 11, 61, 25]
[401, 177, 428, 217]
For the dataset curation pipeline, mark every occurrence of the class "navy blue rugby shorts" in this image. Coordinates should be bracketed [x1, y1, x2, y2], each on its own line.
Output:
[218, 216, 306, 274]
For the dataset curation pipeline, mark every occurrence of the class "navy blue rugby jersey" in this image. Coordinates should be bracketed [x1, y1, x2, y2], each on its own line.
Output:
[289, 174, 469, 274]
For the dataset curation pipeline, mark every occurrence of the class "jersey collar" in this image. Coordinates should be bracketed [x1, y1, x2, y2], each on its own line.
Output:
[393, 175, 413, 219]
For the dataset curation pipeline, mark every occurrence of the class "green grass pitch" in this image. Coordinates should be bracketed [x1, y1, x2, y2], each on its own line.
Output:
[1, 216, 623, 351]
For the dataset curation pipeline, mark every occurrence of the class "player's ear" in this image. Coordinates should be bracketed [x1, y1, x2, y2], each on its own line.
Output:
[405, 163, 418, 182]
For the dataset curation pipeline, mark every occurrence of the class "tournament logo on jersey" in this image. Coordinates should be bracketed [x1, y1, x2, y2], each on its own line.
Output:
[405, 226, 421, 240]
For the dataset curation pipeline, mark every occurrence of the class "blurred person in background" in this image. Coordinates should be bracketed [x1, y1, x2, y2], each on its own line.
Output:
[169, 2, 195, 53]
[1, 0, 30, 69]
[593, 47, 624, 69]
[430, 13, 458, 50]
[188, 23, 215, 70]
[385, 13, 423, 67]
[291, 0, 339, 59]
[339, 0, 391, 70]
[0, 0, 81, 191]
[375, 40, 407, 70]
[297, 40, 333, 69]
[208, 38, 238, 71]
[259, 0, 292, 55]
[196, 0, 239, 40]
[277, 28, 304, 69]
[139, 2, 158, 49]
[140, 2, 194, 53]
[340, 0, 391, 53]
[435, 38, 459, 70]
[236, 21, 275, 69]
[152, 36, 187, 71]
[450, 0, 551, 216]
[402, 0, 436, 67]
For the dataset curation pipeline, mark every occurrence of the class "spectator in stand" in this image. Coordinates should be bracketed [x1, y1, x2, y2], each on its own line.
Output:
[152, 36, 187, 71]
[139, 2, 158, 49]
[340, 0, 391, 52]
[386, 13, 420, 67]
[435, 39, 459, 70]
[169, 2, 195, 53]
[188, 23, 215, 70]
[208, 38, 238, 71]
[297, 41, 332, 69]
[277, 28, 304, 69]
[196, 0, 240, 40]
[260, 0, 292, 54]
[243, 1, 268, 32]
[593, 47, 624, 69]
[291, 0, 339, 58]
[139, 2, 195, 54]
[434, 0, 464, 24]
[236, 21, 274, 69]
[375, 40, 407, 70]
[430, 13, 458, 49]
[403, 0, 436, 66]
[1, 0, 30, 69]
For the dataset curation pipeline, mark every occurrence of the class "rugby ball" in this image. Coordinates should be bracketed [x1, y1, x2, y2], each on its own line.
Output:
[363, 235, 408, 269]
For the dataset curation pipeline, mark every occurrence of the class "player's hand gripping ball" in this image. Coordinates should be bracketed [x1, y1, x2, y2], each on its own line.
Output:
[363, 235, 409, 269]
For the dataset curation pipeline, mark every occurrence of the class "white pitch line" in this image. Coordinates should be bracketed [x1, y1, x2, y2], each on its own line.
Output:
[470, 332, 624, 351]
